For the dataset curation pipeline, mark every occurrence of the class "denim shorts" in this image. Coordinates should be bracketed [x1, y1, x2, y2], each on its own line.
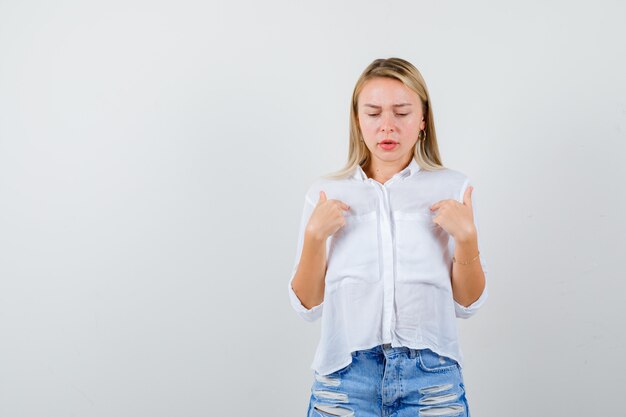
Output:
[306, 344, 471, 417]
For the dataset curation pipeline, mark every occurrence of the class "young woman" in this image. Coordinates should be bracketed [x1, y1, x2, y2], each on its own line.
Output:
[288, 57, 488, 417]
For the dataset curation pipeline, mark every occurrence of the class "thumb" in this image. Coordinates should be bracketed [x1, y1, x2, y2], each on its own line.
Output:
[463, 185, 473, 207]
[318, 190, 327, 204]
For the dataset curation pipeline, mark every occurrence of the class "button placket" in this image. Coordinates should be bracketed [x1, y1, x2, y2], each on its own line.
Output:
[368, 178, 397, 344]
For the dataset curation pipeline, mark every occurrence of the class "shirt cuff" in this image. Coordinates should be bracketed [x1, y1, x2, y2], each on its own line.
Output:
[288, 278, 323, 322]
[454, 283, 488, 319]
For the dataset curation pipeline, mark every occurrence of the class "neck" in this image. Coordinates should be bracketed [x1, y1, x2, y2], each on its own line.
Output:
[363, 155, 412, 183]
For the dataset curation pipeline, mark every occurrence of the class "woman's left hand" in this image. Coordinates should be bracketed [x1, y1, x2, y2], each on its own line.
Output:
[429, 186, 477, 243]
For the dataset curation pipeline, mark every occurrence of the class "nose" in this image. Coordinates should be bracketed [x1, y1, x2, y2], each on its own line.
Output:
[381, 112, 395, 133]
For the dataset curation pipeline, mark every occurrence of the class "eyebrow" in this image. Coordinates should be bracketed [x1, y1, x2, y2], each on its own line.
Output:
[362, 103, 412, 109]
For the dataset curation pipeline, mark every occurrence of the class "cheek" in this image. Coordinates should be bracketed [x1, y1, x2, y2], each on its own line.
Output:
[359, 116, 372, 127]
[403, 118, 420, 129]
[359, 120, 377, 135]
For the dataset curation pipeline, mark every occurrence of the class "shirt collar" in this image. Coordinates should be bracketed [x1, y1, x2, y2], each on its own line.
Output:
[352, 158, 421, 182]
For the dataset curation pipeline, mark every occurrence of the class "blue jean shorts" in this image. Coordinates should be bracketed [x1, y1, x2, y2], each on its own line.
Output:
[306, 344, 471, 417]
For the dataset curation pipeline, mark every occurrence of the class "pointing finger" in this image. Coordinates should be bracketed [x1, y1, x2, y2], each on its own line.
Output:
[430, 200, 443, 211]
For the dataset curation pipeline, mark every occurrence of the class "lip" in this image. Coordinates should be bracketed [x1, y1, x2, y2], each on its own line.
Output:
[378, 142, 399, 151]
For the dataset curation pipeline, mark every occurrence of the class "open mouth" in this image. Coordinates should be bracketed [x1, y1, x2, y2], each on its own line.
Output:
[378, 140, 399, 151]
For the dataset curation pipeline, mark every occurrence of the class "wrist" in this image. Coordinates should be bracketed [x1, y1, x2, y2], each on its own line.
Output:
[455, 227, 477, 245]
[305, 226, 326, 244]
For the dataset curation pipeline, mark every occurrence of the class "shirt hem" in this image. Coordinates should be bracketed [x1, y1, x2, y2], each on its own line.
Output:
[311, 341, 465, 376]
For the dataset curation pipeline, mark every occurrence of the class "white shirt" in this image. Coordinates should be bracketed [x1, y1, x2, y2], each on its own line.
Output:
[288, 157, 489, 376]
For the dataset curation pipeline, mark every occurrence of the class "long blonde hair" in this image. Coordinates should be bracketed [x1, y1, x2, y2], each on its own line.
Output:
[322, 57, 445, 180]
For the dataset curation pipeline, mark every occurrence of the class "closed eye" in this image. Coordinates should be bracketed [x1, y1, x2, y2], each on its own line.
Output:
[367, 113, 410, 117]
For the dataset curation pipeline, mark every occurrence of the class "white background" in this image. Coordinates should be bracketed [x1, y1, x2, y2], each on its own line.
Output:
[1, 1, 625, 416]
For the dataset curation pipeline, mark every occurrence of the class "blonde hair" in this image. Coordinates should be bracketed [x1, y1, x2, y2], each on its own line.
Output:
[322, 57, 445, 180]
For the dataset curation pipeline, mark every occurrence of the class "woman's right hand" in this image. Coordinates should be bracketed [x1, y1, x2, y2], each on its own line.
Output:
[305, 191, 350, 241]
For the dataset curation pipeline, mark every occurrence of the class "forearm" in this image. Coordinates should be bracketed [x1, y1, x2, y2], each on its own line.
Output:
[451, 231, 485, 307]
[291, 229, 327, 309]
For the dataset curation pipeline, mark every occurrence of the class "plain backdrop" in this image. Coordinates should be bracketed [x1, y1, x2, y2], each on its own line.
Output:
[1, 1, 625, 416]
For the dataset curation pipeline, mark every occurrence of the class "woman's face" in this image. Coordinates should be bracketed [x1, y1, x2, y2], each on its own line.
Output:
[357, 77, 426, 163]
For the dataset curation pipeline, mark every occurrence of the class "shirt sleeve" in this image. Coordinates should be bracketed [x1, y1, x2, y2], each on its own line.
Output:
[454, 178, 489, 319]
[288, 193, 324, 322]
